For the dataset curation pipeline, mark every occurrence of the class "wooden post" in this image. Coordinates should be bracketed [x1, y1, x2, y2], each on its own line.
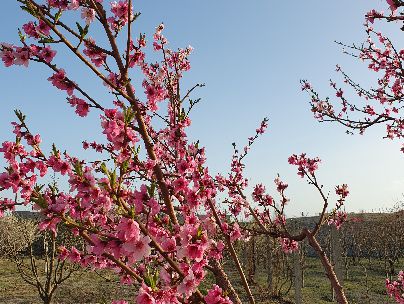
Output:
[331, 226, 344, 302]
[266, 236, 273, 294]
[293, 249, 302, 304]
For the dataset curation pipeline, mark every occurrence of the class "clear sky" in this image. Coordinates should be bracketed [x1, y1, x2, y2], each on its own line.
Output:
[1, 0, 403, 216]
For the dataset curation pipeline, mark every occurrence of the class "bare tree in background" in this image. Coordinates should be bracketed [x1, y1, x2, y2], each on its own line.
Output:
[0, 216, 79, 304]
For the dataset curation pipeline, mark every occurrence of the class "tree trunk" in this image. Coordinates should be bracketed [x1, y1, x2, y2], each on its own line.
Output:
[304, 229, 348, 304]
[209, 260, 242, 304]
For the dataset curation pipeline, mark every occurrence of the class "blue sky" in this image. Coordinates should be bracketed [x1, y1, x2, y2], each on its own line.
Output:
[1, 0, 403, 216]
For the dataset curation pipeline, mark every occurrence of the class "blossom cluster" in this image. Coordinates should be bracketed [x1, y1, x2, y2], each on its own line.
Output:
[386, 271, 404, 304]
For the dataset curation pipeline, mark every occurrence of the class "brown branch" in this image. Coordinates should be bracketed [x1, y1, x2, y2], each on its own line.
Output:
[304, 228, 348, 304]
[207, 199, 255, 304]
[90, 0, 179, 226]
[26, 1, 131, 100]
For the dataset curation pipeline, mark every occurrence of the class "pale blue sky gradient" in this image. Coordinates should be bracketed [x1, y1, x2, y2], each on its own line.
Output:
[1, 1, 403, 216]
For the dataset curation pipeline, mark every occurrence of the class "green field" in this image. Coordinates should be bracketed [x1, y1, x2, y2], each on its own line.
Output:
[0, 257, 401, 303]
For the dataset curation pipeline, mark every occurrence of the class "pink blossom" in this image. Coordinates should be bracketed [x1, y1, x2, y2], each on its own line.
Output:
[280, 238, 299, 254]
[328, 211, 347, 230]
[47, 0, 69, 10]
[335, 184, 349, 199]
[14, 47, 30, 67]
[58, 246, 69, 260]
[47, 155, 71, 175]
[68, 246, 81, 263]
[387, 0, 398, 13]
[81, 8, 96, 24]
[386, 271, 404, 303]
[122, 236, 151, 261]
[0, 48, 14, 67]
[38, 217, 61, 234]
[22, 22, 39, 38]
[117, 218, 140, 241]
[48, 69, 75, 95]
[178, 271, 197, 297]
[67, 95, 90, 117]
[230, 223, 242, 242]
[136, 284, 156, 304]
[183, 243, 204, 262]
[37, 20, 51, 36]
[205, 285, 232, 304]
[68, 0, 80, 10]
[39, 46, 57, 63]
[288, 153, 321, 177]
[173, 177, 188, 193]
[83, 39, 107, 67]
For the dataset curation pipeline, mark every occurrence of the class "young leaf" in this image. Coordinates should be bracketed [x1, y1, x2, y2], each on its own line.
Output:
[54, 10, 62, 23]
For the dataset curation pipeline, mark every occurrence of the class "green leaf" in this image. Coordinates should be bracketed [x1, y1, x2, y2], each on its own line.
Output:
[196, 226, 203, 238]
[121, 160, 129, 174]
[35, 184, 45, 192]
[14, 109, 25, 122]
[52, 144, 59, 156]
[73, 161, 83, 177]
[144, 267, 159, 290]
[110, 169, 117, 188]
[54, 10, 62, 23]
[76, 22, 84, 35]
[123, 107, 134, 124]
[76, 22, 89, 40]
[38, 37, 56, 44]
[83, 24, 89, 37]
[100, 162, 109, 175]
[18, 30, 26, 42]
[49, 183, 59, 196]
[132, 12, 141, 22]
[30, 189, 48, 209]
[147, 182, 156, 197]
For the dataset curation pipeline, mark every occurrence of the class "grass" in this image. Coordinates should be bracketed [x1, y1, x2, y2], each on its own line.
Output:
[252, 257, 402, 304]
[0, 258, 134, 304]
[0, 257, 402, 303]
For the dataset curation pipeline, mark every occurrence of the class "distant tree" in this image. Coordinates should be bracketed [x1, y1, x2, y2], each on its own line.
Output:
[0, 216, 78, 304]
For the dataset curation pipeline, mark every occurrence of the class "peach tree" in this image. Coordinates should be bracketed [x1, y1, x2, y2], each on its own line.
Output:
[0, 1, 352, 303]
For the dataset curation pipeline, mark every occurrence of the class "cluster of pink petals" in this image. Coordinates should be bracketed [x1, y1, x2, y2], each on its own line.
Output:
[1, 45, 31, 67]
[47, 0, 103, 10]
[22, 20, 50, 38]
[288, 153, 321, 177]
[204, 285, 233, 304]
[328, 211, 347, 230]
[81, 7, 96, 24]
[280, 238, 299, 254]
[48, 69, 76, 96]
[1, 43, 57, 67]
[335, 184, 349, 199]
[83, 38, 107, 67]
[67, 95, 90, 117]
[101, 108, 138, 149]
[386, 0, 398, 13]
[252, 183, 274, 207]
[108, 1, 132, 31]
[386, 271, 404, 304]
